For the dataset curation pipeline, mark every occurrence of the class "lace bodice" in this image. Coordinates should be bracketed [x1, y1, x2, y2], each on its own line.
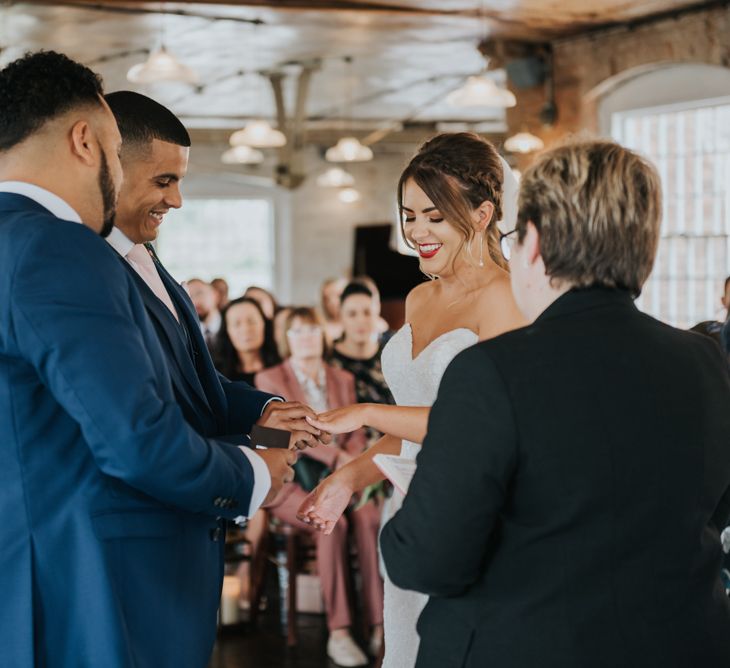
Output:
[381, 323, 478, 459]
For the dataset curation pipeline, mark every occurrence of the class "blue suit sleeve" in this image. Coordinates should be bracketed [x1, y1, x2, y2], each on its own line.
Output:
[217, 372, 281, 435]
[11, 223, 255, 518]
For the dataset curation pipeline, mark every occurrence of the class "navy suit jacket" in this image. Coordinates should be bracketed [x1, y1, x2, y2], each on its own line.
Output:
[117, 242, 276, 442]
[0, 194, 256, 668]
[113, 242, 278, 663]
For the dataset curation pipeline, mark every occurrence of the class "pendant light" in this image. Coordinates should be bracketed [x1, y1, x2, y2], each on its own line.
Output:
[504, 130, 544, 154]
[221, 145, 265, 165]
[316, 167, 355, 187]
[446, 74, 515, 108]
[127, 46, 198, 85]
[326, 56, 373, 163]
[325, 137, 373, 163]
[229, 120, 286, 148]
[338, 187, 361, 204]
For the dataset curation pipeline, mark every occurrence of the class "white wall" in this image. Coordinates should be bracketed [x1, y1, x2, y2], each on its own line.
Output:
[181, 140, 415, 306]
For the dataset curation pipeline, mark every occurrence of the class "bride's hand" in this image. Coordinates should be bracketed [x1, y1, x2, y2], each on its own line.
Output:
[296, 473, 354, 535]
[306, 404, 370, 435]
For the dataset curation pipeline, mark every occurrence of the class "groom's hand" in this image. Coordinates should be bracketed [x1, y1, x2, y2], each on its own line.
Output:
[258, 448, 297, 506]
[258, 401, 333, 449]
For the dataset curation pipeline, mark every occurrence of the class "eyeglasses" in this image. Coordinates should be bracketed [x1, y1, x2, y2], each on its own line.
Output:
[287, 325, 322, 338]
[499, 228, 518, 262]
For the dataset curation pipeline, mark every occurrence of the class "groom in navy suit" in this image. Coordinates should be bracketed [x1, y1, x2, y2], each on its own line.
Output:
[0, 51, 297, 668]
[101, 90, 329, 660]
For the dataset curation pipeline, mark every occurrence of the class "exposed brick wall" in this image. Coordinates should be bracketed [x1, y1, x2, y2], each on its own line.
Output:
[507, 3, 730, 168]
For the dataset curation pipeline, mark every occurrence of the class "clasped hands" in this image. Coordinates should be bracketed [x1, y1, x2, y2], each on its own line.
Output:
[257, 402, 367, 523]
[256, 400, 335, 506]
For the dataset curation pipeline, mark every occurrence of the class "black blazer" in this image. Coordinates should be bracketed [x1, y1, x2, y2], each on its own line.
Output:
[381, 287, 730, 668]
[117, 245, 276, 441]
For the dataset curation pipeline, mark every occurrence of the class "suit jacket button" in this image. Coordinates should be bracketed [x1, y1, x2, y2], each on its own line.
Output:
[213, 497, 222, 507]
[230, 499, 238, 509]
[210, 528, 222, 541]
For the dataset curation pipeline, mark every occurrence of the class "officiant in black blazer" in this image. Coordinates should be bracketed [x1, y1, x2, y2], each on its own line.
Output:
[381, 140, 730, 668]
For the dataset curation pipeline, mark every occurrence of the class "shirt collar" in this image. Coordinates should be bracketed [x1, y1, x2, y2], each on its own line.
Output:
[106, 226, 136, 258]
[204, 310, 222, 335]
[0, 181, 82, 224]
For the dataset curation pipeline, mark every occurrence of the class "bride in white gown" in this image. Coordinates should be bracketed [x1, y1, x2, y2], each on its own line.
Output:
[298, 132, 523, 667]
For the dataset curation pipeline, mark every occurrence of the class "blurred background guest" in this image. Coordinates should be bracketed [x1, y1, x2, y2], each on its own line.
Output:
[211, 276, 230, 310]
[186, 277, 222, 353]
[690, 275, 730, 362]
[273, 305, 293, 360]
[331, 282, 395, 449]
[215, 297, 281, 384]
[245, 285, 279, 321]
[320, 277, 347, 344]
[255, 306, 383, 667]
[353, 275, 393, 343]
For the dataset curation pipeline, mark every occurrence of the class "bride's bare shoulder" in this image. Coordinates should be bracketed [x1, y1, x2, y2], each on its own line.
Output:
[475, 273, 527, 340]
[404, 280, 436, 318]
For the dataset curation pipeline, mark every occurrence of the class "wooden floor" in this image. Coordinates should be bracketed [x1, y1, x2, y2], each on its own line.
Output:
[208, 580, 377, 668]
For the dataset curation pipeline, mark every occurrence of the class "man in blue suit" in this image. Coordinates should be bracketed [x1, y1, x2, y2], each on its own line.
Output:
[101, 90, 329, 657]
[0, 51, 297, 667]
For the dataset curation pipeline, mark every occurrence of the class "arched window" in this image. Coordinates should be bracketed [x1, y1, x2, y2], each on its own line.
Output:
[600, 63, 730, 327]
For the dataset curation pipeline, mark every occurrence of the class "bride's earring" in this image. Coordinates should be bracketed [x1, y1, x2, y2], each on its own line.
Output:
[478, 233, 484, 267]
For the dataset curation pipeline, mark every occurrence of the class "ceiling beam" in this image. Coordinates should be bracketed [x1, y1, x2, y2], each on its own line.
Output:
[48, 0, 477, 18]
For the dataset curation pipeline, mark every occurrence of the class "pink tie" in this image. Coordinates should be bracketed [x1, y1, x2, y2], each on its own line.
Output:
[126, 244, 179, 322]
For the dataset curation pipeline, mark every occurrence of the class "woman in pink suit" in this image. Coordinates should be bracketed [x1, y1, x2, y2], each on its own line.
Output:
[255, 306, 383, 667]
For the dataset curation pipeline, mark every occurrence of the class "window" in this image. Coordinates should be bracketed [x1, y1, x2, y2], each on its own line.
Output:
[611, 97, 730, 327]
[155, 198, 274, 296]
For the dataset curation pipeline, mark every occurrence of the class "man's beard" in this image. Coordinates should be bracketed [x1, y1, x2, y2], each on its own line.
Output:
[97, 149, 117, 238]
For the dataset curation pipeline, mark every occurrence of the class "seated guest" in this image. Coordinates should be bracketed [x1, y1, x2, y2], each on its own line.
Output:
[214, 296, 284, 609]
[320, 276, 347, 344]
[331, 282, 396, 449]
[215, 297, 281, 384]
[187, 277, 222, 353]
[273, 305, 293, 360]
[690, 276, 730, 363]
[353, 275, 394, 343]
[211, 276, 230, 309]
[256, 307, 383, 666]
[244, 285, 279, 320]
[381, 140, 730, 668]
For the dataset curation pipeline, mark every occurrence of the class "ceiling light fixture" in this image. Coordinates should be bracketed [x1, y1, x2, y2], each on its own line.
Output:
[229, 119, 286, 148]
[338, 187, 361, 204]
[221, 145, 265, 165]
[316, 167, 355, 187]
[326, 56, 374, 164]
[446, 75, 516, 108]
[326, 137, 373, 163]
[504, 130, 544, 154]
[127, 46, 198, 85]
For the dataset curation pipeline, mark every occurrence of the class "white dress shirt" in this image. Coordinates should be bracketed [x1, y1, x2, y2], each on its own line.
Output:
[0, 181, 83, 223]
[0, 181, 271, 518]
[201, 310, 222, 338]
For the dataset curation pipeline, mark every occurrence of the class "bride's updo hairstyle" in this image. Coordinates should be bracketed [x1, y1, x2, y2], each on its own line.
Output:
[397, 132, 506, 270]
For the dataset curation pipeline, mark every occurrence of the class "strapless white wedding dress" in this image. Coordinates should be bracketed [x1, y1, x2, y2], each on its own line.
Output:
[379, 323, 478, 668]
